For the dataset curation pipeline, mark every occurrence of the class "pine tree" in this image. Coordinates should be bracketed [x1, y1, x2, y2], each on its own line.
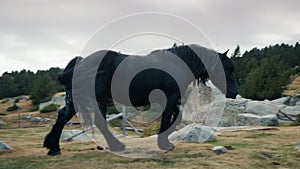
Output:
[30, 74, 56, 105]
[240, 55, 290, 100]
[231, 45, 241, 58]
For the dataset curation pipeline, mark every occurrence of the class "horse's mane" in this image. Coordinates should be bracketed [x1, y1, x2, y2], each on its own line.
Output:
[165, 44, 215, 84]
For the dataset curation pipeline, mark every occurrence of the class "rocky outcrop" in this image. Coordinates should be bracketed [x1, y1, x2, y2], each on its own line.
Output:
[182, 83, 300, 127]
[234, 114, 278, 126]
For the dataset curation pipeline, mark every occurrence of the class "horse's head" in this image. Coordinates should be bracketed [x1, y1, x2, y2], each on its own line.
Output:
[58, 56, 82, 88]
[209, 50, 238, 99]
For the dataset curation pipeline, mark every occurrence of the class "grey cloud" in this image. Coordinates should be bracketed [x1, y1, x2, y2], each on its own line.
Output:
[0, 0, 299, 74]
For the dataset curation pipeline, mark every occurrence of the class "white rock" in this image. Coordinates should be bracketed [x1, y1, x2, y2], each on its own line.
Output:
[44, 118, 51, 123]
[31, 116, 42, 123]
[211, 146, 228, 154]
[23, 113, 31, 119]
[169, 124, 214, 142]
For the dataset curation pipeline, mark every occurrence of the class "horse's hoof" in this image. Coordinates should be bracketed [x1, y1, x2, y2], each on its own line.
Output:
[157, 134, 174, 151]
[47, 149, 61, 156]
[158, 142, 175, 151]
[108, 142, 126, 152]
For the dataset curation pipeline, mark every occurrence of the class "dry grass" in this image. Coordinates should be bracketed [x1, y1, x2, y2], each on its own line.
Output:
[284, 74, 300, 96]
[1, 96, 300, 168]
[0, 126, 299, 169]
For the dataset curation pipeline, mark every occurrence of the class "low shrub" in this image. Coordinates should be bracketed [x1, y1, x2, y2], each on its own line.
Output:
[14, 98, 20, 103]
[1, 99, 9, 104]
[29, 106, 39, 112]
[40, 104, 59, 113]
[7, 103, 19, 112]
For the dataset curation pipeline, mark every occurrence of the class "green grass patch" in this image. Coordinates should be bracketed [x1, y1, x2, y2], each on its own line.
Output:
[141, 120, 160, 137]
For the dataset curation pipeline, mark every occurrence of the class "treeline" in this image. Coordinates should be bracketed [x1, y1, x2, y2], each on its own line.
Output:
[232, 42, 300, 100]
[1, 42, 299, 104]
[0, 68, 63, 104]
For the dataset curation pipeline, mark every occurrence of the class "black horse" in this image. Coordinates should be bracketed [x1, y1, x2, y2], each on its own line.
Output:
[44, 44, 238, 155]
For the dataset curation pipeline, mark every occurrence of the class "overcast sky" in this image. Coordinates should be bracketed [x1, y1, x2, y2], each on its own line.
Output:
[1, 0, 299, 75]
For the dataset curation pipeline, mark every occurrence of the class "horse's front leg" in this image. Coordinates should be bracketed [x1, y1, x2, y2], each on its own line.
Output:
[94, 103, 125, 151]
[44, 105, 75, 155]
[158, 95, 181, 150]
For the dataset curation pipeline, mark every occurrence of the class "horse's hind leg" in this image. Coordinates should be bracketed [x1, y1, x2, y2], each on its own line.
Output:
[94, 102, 125, 151]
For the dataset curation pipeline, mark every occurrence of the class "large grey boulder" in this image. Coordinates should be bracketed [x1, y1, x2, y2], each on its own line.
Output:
[234, 113, 279, 126]
[285, 95, 300, 106]
[270, 97, 290, 105]
[245, 101, 283, 116]
[169, 124, 214, 142]
[219, 97, 248, 127]
[181, 83, 300, 126]
[182, 83, 227, 127]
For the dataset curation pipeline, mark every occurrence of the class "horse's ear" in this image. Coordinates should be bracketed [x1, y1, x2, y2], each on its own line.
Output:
[223, 49, 229, 56]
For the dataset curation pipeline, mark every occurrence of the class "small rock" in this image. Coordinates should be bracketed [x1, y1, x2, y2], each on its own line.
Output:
[295, 142, 300, 152]
[0, 119, 7, 125]
[31, 116, 42, 123]
[169, 124, 214, 142]
[211, 146, 228, 154]
[44, 118, 51, 123]
[23, 113, 31, 119]
[0, 141, 11, 151]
